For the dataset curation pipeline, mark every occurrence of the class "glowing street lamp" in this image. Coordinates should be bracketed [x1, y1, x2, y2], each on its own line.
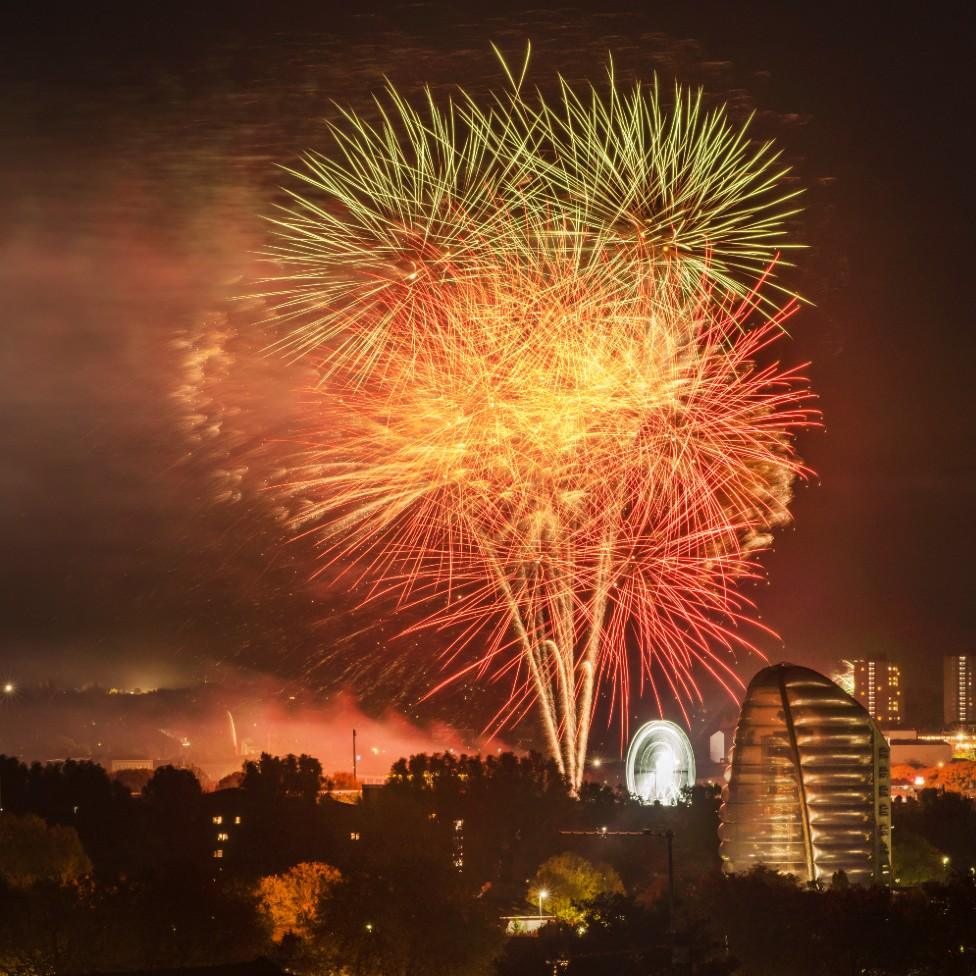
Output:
[538, 889, 549, 917]
[2, 683, 13, 695]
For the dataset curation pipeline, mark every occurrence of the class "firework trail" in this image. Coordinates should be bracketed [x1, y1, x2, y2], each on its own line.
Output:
[258, 52, 817, 788]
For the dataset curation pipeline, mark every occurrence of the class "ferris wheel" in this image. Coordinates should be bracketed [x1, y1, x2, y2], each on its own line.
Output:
[625, 720, 696, 805]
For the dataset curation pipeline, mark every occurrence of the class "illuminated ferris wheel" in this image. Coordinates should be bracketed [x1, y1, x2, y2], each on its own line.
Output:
[625, 720, 696, 805]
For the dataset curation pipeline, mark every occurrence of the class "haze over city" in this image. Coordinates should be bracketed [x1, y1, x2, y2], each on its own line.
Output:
[1, 5, 974, 974]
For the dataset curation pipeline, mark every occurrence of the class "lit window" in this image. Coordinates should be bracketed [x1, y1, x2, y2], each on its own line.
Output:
[234, 816, 241, 825]
[212, 815, 223, 825]
[217, 832, 229, 842]
[350, 832, 360, 841]
[213, 849, 223, 858]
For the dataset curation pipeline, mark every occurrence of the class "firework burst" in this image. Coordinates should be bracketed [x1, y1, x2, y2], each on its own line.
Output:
[260, 53, 817, 788]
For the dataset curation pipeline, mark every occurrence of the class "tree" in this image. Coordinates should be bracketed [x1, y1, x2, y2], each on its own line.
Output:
[0, 755, 30, 812]
[217, 770, 244, 790]
[0, 872, 272, 975]
[529, 852, 624, 924]
[0, 814, 91, 887]
[26, 758, 122, 824]
[496, 893, 731, 976]
[891, 762, 924, 785]
[142, 764, 203, 811]
[115, 876, 271, 968]
[0, 879, 95, 975]
[229, 755, 338, 877]
[934, 760, 976, 794]
[693, 866, 933, 976]
[242, 753, 323, 803]
[894, 789, 976, 873]
[0, 757, 147, 878]
[893, 829, 949, 885]
[829, 869, 850, 890]
[311, 853, 502, 976]
[385, 751, 574, 902]
[257, 861, 340, 941]
[138, 765, 210, 878]
[329, 770, 358, 790]
[696, 867, 813, 975]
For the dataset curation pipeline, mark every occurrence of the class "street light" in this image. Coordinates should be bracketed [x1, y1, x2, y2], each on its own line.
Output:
[538, 888, 549, 917]
[2, 683, 13, 695]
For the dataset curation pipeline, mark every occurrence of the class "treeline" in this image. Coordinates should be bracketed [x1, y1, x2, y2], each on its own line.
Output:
[500, 869, 976, 975]
[0, 750, 673, 973]
[0, 752, 975, 974]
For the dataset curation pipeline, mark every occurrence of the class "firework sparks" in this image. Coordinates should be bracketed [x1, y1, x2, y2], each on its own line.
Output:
[259, 51, 801, 364]
[260, 54, 817, 788]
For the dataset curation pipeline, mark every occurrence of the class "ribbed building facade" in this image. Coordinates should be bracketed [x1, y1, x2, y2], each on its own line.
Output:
[719, 663, 891, 885]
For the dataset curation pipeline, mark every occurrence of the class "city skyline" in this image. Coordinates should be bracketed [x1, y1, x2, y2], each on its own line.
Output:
[1, 2, 973, 743]
[2, 7, 975, 973]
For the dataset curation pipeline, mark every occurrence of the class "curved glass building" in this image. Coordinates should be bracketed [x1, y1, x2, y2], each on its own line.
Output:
[719, 663, 891, 885]
[625, 720, 696, 805]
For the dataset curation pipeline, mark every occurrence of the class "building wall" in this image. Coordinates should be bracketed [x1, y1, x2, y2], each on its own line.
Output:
[204, 789, 247, 868]
[889, 741, 952, 767]
[852, 658, 902, 725]
[719, 663, 891, 886]
[944, 655, 975, 727]
[110, 758, 155, 772]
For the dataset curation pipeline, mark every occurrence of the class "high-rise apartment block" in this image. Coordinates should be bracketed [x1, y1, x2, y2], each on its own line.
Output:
[944, 655, 975, 728]
[852, 658, 902, 726]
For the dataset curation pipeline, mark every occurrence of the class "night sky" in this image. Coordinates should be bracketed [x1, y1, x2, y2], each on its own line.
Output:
[1, 2, 973, 732]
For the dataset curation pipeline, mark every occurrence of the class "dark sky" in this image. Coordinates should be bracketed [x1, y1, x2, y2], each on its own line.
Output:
[1, 2, 973, 730]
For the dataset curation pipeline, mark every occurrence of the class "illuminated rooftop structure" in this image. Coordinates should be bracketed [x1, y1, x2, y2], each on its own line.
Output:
[625, 720, 696, 805]
[719, 664, 891, 885]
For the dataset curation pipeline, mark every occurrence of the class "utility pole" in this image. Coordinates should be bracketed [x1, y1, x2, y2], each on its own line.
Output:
[352, 728, 358, 784]
[664, 828, 674, 930]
